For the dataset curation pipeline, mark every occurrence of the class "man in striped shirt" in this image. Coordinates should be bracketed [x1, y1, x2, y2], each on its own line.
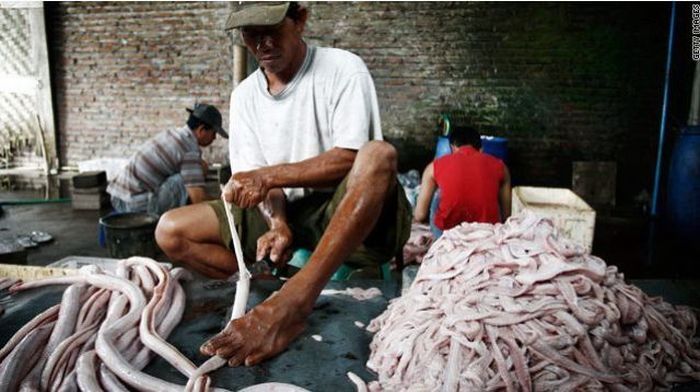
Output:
[106, 103, 228, 216]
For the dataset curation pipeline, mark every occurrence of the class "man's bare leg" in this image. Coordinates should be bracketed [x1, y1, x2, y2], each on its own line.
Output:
[156, 203, 237, 279]
[201, 141, 398, 366]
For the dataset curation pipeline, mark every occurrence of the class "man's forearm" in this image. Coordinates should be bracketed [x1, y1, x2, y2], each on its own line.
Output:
[499, 167, 512, 221]
[413, 189, 431, 222]
[258, 188, 288, 229]
[414, 163, 435, 223]
[260, 147, 357, 189]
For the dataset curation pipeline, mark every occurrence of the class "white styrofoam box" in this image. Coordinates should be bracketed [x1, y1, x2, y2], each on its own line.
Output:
[512, 186, 596, 252]
[77, 158, 128, 181]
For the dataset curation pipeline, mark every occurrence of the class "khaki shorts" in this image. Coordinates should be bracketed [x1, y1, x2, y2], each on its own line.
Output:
[208, 176, 411, 269]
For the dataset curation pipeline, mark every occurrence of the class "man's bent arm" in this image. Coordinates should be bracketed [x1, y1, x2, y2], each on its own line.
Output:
[414, 162, 436, 223]
[260, 147, 357, 189]
[226, 148, 358, 208]
[499, 166, 512, 222]
[259, 188, 288, 229]
[256, 188, 293, 263]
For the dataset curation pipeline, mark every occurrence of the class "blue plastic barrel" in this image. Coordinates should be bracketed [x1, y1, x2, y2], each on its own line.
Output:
[436, 135, 508, 162]
[481, 135, 508, 162]
[435, 136, 451, 159]
[666, 126, 700, 241]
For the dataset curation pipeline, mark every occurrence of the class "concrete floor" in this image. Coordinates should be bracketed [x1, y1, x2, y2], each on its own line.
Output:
[1, 198, 112, 265]
[0, 176, 212, 265]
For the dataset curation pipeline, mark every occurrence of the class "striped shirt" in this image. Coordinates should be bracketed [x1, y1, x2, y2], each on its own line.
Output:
[107, 125, 205, 202]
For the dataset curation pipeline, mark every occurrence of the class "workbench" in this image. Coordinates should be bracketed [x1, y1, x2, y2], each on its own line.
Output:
[7, 263, 698, 392]
[0, 276, 397, 391]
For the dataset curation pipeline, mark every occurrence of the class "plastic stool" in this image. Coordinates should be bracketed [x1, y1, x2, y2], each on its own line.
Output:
[288, 248, 312, 269]
[289, 248, 393, 281]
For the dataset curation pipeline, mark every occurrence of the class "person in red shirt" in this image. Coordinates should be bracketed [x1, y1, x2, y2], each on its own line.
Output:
[414, 126, 511, 233]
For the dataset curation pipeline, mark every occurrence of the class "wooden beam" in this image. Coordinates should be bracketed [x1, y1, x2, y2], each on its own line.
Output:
[233, 44, 247, 88]
[0, 264, 77, 282]
[29, 4, 58, 173]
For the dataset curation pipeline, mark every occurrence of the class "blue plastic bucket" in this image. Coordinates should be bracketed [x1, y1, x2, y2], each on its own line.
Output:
[666, 126, 700, 241]
[481, 135, 508, 162]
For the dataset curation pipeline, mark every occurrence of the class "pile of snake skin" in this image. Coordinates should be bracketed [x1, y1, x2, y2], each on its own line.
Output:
[366, 213, 700, 391]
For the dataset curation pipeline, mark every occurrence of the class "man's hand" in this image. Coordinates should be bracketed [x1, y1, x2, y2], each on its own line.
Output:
[224, 170, 270, 208]
[256, 224, 293, 266]
[200, 289, 310, 367]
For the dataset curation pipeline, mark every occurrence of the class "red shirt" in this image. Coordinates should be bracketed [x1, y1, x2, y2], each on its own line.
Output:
[433, 146, 505, 229]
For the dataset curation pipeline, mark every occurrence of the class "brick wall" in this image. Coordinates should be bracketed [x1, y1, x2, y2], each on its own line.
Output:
[47, 2, 678, 205]
[304, 2, 673, 204]
[46, 1, 233, 166]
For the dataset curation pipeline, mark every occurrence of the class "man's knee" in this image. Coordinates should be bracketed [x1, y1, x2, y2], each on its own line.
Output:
[356, 140, 398, 174]
[155, 210, 185, 256]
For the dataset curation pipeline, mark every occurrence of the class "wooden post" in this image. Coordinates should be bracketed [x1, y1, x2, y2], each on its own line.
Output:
[233, 44, 247, 88]
[29, 4, 58, 173]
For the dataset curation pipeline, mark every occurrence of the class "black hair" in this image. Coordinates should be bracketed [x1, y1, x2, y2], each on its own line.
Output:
[286, 2, 302, 21]
[449, 126, 482, 149]
[187, 115, 212, 132]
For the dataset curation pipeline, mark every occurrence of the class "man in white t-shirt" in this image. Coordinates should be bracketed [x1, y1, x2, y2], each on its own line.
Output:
[155, 1, 411, 366]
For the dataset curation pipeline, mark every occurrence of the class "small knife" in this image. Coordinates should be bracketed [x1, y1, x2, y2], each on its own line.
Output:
[231, 258, 275, 281]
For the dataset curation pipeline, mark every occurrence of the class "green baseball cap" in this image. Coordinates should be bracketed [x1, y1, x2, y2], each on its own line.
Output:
[225, 2, 290, 31]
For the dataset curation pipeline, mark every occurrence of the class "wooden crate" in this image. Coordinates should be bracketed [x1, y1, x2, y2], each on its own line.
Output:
[0, 264, 77, 281]
[512, 186, 596, 252]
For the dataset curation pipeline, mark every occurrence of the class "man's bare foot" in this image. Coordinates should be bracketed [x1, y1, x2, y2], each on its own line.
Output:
[200, 290, 310, 366]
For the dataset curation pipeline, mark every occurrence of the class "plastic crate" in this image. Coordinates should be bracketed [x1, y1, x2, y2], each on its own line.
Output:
[512, 186, 596, 252]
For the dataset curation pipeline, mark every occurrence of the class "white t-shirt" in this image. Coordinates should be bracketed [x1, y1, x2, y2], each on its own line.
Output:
[229, 45, 383, 201]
